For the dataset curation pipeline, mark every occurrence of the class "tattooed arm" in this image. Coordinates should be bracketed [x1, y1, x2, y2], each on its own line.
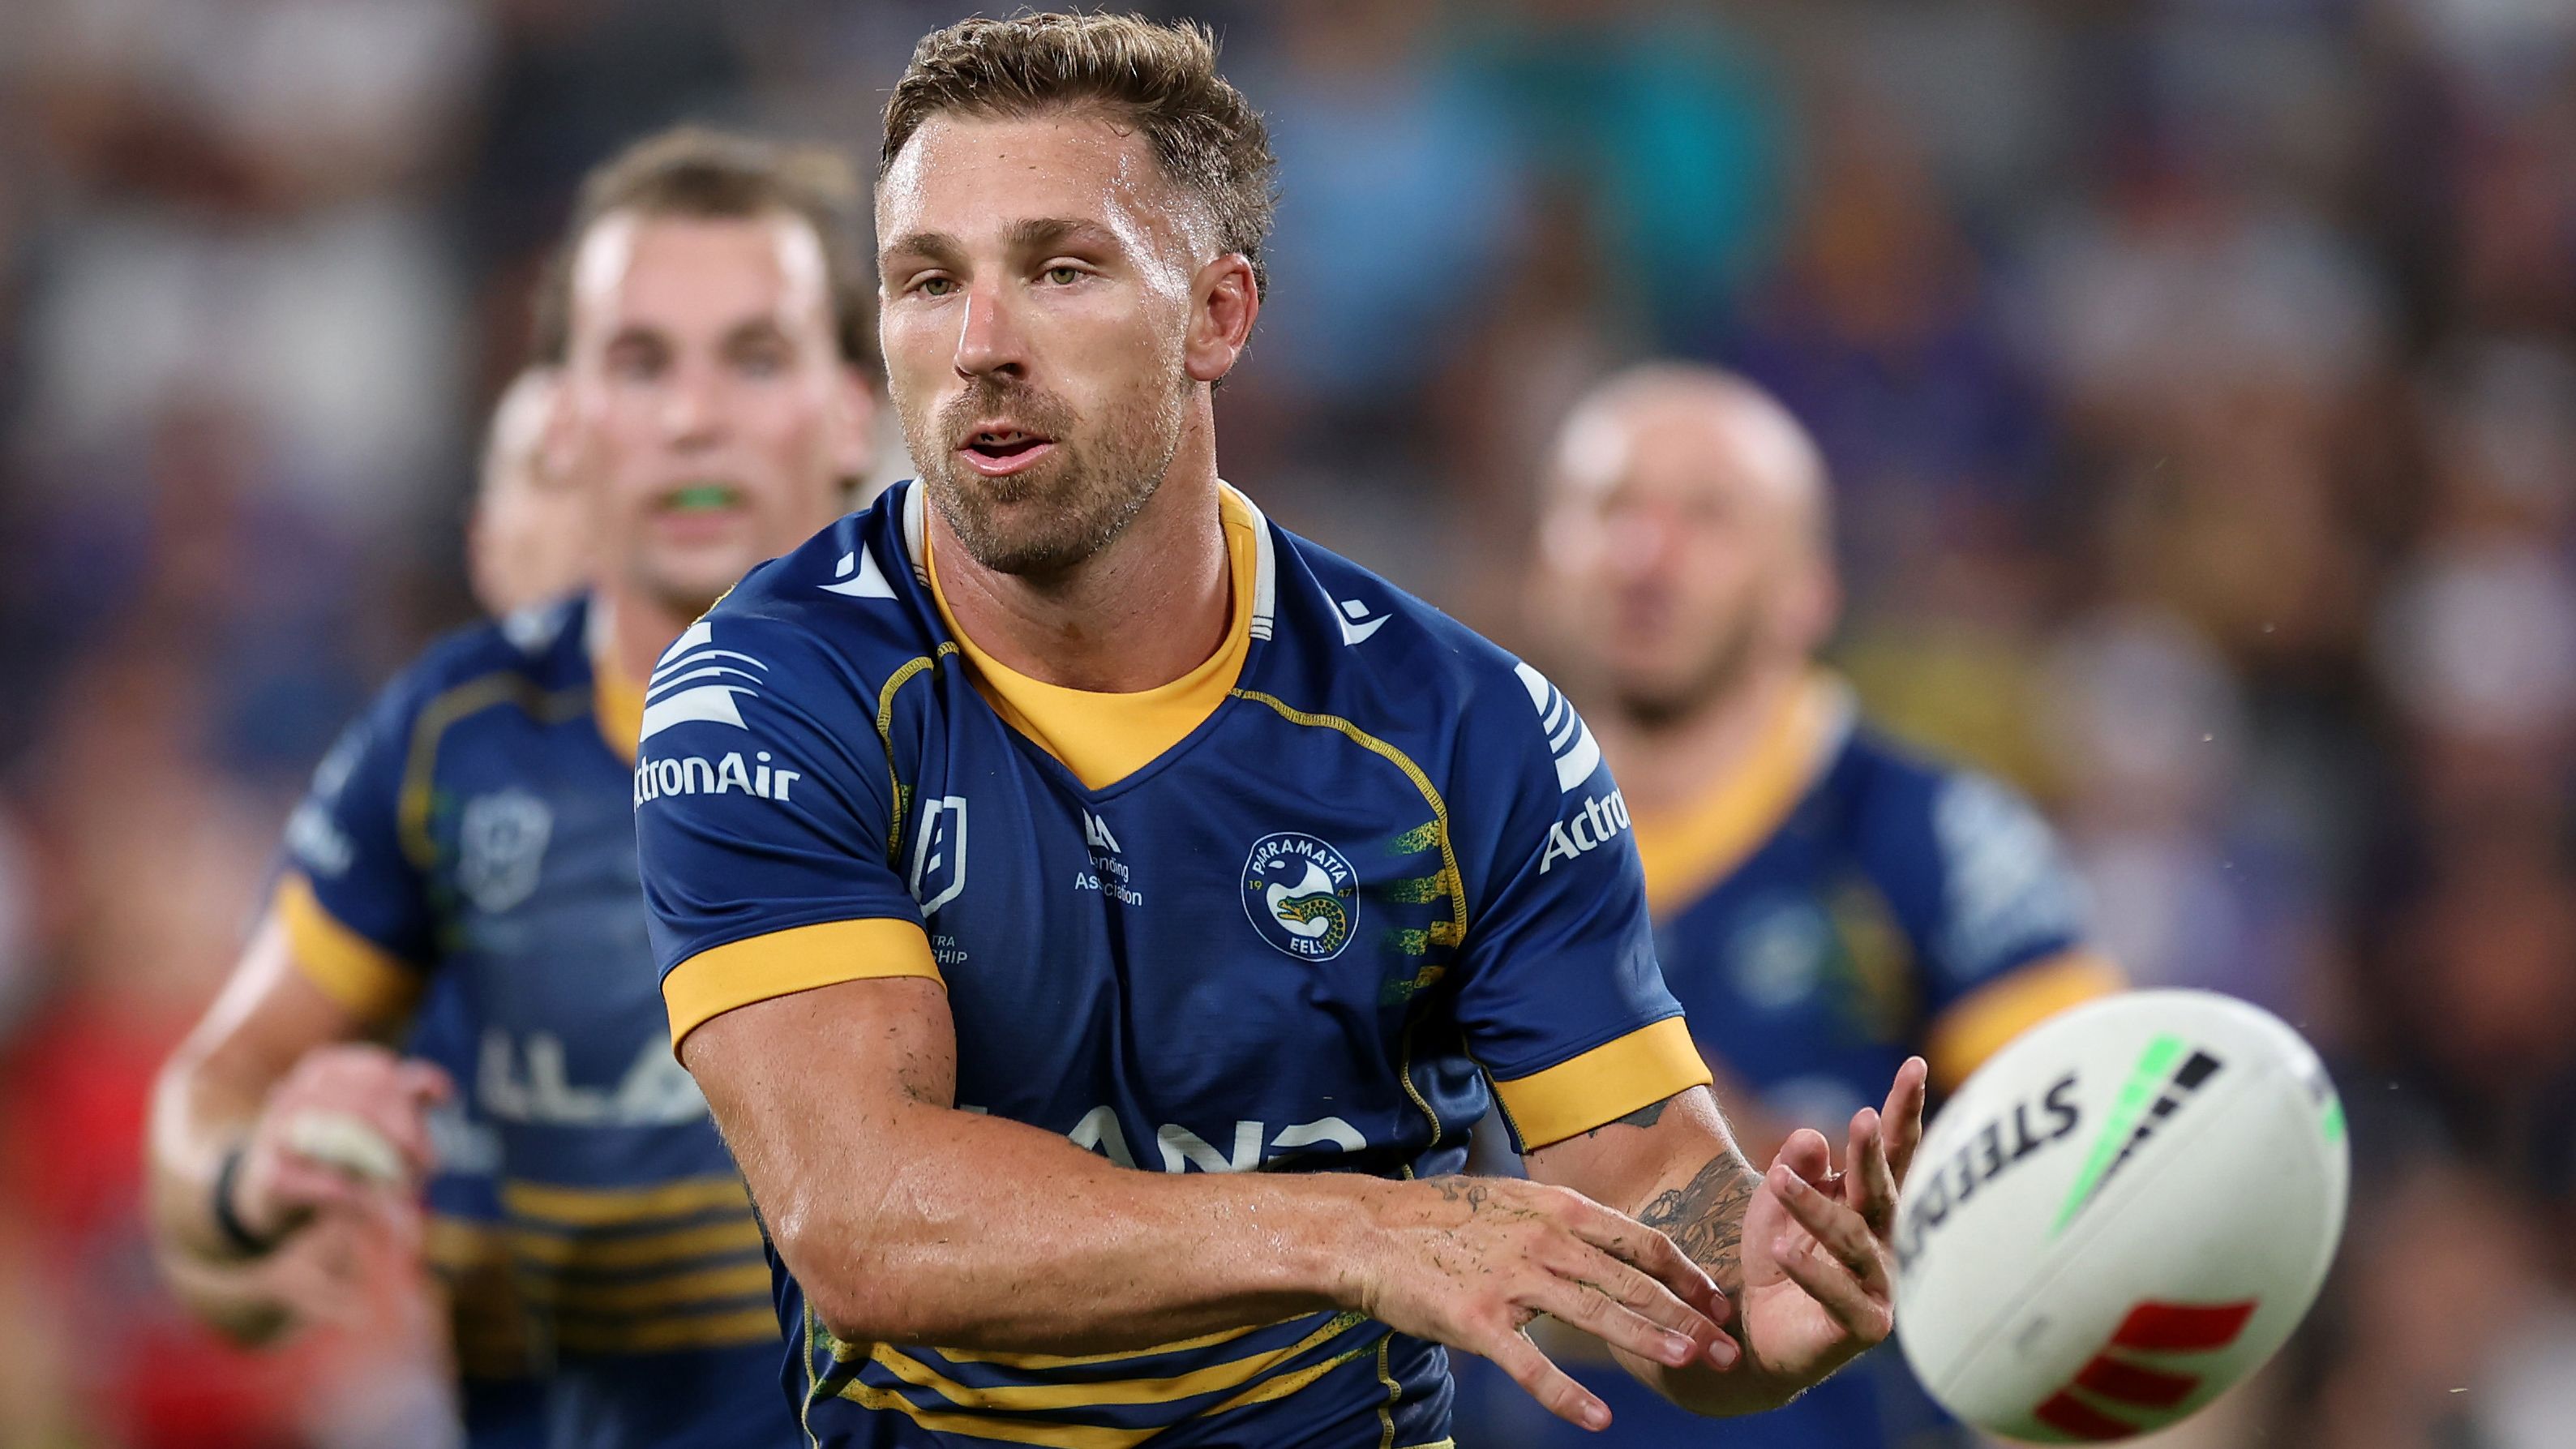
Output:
[1524, 1059, 1928, 1416]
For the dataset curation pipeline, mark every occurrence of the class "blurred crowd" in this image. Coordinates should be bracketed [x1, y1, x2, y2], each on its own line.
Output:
[1, 1, 2572, 1445]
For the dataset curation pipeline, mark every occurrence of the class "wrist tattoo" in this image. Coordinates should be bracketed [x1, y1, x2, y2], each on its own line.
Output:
[1639, 1151, 1758, 1292]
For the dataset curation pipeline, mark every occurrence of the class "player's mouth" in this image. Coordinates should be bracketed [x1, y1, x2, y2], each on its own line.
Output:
[659, 481, 746, 514]
[956, 425, 1057, 478]
[651, 481, 751, 542]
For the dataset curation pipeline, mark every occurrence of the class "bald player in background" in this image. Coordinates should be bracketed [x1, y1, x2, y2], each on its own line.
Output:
[1456, 364, 2124, 1449]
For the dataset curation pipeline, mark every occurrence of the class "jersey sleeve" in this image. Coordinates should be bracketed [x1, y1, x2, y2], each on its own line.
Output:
[632, 614, 939, 1052]
[273, 675, 438, 1028]
[1449, 662, 1710, 1151]
[1876, 766, 2122, 1087]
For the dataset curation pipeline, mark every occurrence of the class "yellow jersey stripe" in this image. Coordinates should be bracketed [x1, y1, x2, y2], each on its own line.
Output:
[274, 873, 422, 1028]
[833, 1381, 1155, 1449]
[662, 917, 942, 1052]
[1629, 674, 1848, 920]
[928, 488, 1260, 791]
[502, 1174, 749, 1227]
[1925, 950, 2124, 1091]
[555, 1305, 781, 1355]
[508, 1217, 765, 1270]
[1202, 1336, 1380, 1414]
[870, 1312, 1366, 1413]
[398, 672, 590, 868]
[1491, 1017, 1712, 1150]
[528, 1261, 774, 1313]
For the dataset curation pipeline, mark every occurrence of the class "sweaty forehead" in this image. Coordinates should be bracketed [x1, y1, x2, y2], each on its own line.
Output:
[572, 211, 828, 338]
[878, 110, 1210, 267]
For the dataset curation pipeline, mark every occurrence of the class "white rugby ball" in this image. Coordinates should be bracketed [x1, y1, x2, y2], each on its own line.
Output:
[1893, 989, 2347, 1442]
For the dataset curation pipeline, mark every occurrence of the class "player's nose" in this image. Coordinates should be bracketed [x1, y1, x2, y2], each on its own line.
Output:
[953, 285, 1030, 381]
[659, 361, 726, 448]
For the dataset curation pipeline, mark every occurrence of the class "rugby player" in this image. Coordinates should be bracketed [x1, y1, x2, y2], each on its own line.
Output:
[636, 15, 1927, 1447]
[469, 367, 592, 618]
[148, 126, 877, 1448]
[1474, 363, 2124, 1447]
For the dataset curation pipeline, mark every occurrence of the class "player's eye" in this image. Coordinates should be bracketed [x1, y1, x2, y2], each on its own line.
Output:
[915, 276, 959, 298]
[606, 341, 665, 381]
[1044, 265, 1084, 286]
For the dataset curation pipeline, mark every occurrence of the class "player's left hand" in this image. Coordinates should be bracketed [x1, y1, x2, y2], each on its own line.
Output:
[1734, 1055, 1927, 1389]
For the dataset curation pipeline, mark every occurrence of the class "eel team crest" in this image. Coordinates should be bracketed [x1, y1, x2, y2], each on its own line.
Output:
[1242, 833, 1358, 961]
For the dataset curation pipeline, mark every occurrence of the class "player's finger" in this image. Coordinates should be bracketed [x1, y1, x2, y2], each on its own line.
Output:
[1846, 1108, 1898, 1237]
[1768, 1163, 1892, 1299]
[1559, 1200, 1726, 1323]
[1478, 1324, 1611, 1432]
[1556, 1245, 1740, 1367]
[1882, 1057, 1928, 1185]
[1533, 1273, 1705, 1371]
[1774, 1127, 1834, 1186]
[1771, 1233, 1893, 1344]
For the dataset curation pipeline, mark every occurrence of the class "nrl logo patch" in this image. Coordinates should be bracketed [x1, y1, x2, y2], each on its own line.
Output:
[1242, 832, 1357, 962]
[457, 789, 553, 915]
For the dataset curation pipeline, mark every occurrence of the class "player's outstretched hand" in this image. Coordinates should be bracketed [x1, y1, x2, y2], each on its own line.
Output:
[1735, 1055, 1927, 1389]
[1347, 1175, 1738, 1430]
[234, 1043, 450, 1247]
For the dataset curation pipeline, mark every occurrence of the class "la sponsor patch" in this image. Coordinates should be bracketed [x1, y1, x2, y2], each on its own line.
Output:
[1243, 832, 1357, 961]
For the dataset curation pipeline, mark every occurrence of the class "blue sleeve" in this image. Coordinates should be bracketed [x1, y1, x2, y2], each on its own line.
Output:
[1449, 662, 1708, 1151]
[1871, 764, 2090, 1018]
[632, 612, 936, 1047]
[275, 672, 439, 1022]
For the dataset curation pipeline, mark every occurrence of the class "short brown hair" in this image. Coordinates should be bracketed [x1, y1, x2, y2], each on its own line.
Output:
[532, 126, 874, 368]
[883, 12, 1277, 297]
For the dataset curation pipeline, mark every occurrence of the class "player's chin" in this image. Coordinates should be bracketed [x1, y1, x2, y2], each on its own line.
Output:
[638, 546, 765, 615]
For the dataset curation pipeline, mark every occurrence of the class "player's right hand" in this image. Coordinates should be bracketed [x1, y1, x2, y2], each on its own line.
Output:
[1344, 1176, 1736, 1431]
[233, 1044, 450, 1245]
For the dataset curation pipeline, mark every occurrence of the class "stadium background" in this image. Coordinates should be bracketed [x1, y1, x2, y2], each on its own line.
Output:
[0, 1, 2571, 1445]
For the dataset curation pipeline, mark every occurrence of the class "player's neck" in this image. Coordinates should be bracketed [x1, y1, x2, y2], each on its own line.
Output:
[1602, 661, 1811, 812]
[597, 583, 700, 688]
[932, 415, 1230, 693]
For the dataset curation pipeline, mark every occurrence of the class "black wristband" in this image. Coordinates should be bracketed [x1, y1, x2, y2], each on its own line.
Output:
[211, 1142, 281, 1258]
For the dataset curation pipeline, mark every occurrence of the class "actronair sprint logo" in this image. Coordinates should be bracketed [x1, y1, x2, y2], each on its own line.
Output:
[2051, 1036, 2224, 1237]
[1513, 662, 1601, 793]
[642, 619, 767, 740]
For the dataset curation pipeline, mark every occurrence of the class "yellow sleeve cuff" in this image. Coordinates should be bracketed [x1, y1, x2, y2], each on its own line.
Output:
[275, 873, 423, 1029]
[1927, 950, 2126, 1091]
[1491, 1017, 1712, 1151]
[662, 918, 943, 1052]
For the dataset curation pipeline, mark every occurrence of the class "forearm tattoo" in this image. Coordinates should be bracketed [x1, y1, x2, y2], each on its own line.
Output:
[1638, 1152, 1759, 1293]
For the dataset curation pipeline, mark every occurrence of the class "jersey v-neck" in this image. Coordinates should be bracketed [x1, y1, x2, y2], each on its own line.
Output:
[1629, 672, 1854, 920]
[926, 486, 1260, 791]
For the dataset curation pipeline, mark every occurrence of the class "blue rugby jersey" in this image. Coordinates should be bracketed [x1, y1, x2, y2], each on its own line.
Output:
[635, 482, 1712, 1449]
[1458, 675, 2120, 1449]
[276, 596, 791, 1449]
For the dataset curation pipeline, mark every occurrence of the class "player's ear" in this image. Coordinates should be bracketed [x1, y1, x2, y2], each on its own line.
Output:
[537, 377, 581, 484]
[829, 363, 877, 481]
[1781, 552, 1842, 656]
[1183, 253, 1259, 385]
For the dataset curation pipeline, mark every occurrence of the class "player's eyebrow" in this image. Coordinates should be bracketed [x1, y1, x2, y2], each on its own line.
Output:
[1002, 216, 1122, 256]
[880, 229, 966, 270]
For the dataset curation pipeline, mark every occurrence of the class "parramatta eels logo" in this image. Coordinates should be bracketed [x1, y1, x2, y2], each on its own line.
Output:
[1242, 833, 1358, 961]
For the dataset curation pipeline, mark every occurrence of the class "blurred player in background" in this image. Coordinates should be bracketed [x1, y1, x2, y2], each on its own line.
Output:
[142, 365, 590, 1447]
[146, 126, 877, 1449]
[1460, 362, 2124, 1448]
[469, 367, 593, 617]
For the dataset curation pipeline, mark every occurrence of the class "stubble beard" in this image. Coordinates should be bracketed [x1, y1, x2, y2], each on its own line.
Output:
[908, 370, 1190, 580]
[1614, 602, 1768, 734]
